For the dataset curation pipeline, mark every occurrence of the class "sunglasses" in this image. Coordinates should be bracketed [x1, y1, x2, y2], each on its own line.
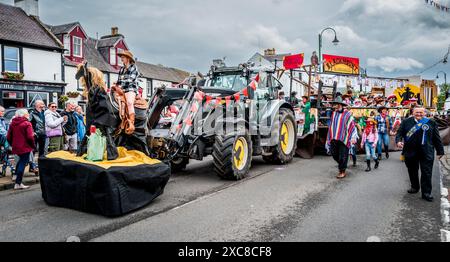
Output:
[50, 106, 57, 108]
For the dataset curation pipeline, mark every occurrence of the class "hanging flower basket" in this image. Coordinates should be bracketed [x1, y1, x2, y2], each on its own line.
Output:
[2, 72, 24, 80]
[66, 92, 81, 98]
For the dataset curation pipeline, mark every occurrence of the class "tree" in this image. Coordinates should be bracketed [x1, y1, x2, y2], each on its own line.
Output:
[437, 84, 450, 111]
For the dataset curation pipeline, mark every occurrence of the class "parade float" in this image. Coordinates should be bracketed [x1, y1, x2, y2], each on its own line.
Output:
[39, 63, 171, 217]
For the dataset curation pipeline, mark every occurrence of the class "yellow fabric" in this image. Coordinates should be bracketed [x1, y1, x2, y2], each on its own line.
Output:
[46, 147, 161, 170]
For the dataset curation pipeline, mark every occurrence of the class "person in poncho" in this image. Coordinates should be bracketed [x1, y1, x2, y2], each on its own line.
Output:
[326, 97, 358, 179]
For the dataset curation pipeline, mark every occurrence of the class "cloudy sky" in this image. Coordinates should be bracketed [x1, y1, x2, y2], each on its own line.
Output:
[2, 0, 450, 82]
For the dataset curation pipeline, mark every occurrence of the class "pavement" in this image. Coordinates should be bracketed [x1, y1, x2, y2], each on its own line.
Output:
[0, 152, 445, 242]
[438, 146, 450, 241]
[0, 170, 40, 191]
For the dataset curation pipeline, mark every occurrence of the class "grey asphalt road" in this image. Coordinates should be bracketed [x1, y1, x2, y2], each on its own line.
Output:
[0, 153, 443, 242]
[92, 152, 442, 242]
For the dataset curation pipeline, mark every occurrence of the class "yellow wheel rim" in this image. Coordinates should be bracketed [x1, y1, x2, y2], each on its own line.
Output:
[233, 137, 248, 171]
[281, 120, 295, 155]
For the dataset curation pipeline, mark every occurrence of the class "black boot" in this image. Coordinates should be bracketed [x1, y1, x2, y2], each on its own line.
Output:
[374, 159, 380, 169]
[378, 154, 382, 161]
[385, 148, 389, 159]
[365, 160, 371, 172]
[352, 156, 357, 167]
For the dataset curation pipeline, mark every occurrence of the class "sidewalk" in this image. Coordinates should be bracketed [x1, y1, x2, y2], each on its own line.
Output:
[0, 169, 40, 191]
[439, 146, 450, 241]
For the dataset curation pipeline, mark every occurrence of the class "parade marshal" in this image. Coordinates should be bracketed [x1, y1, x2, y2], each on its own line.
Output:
[396, 106, 445, 202]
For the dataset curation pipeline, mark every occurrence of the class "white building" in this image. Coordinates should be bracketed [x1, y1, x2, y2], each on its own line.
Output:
[0, 1, 66, 109]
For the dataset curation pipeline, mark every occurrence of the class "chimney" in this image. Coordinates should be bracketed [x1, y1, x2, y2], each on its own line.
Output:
[264, 48, 276, 56]
[111, 27, 119, 36]
[14, 0, 39, 17]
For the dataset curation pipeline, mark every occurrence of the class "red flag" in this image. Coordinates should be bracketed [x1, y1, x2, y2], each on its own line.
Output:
[254, 73, 260, 82]
[283, 53, 304, 70]
[185, 116, 193, 127]
[225, 96, 232, 106]
[242, 88, 249, 97]
[205, 95, 212, 105]
[249, 80, 257, 91]
[190, 103, 199, 113]
[234, 93, 240, 101]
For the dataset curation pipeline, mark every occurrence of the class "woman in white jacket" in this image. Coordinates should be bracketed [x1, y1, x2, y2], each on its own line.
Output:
[45, 102, 67, 153]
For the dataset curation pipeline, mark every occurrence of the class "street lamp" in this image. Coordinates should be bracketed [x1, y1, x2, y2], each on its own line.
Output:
[318, 27, 339, 73]
[436, 71, 447, 85]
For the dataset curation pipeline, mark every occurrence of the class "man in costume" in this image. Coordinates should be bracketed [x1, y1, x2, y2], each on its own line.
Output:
[396, 106, 445, 202]
[326, 97, 358, 179]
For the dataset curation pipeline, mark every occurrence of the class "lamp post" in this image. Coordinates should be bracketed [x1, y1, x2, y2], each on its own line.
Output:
[437, 71, 447, 85]
[318, 27, 339, 73]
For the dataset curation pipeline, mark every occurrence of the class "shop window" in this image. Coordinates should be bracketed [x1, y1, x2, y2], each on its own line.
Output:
[73, 36, 82, 57]
[3, 46, 20, 73]
[27, 92, 49, 108]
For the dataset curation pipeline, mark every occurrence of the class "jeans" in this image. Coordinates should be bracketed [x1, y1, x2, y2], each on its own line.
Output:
[377, 133, 390, 156]
[365, 142, 377, 161]
[15, 153, 30, 185]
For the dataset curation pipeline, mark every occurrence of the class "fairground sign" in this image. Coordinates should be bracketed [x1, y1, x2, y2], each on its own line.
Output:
[323, 54, 360, 75]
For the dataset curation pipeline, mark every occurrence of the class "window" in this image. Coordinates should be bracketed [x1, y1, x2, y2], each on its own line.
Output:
[147, 79, 153, 97]
[27, 92, 49, 107]
[117, 48, 124, 66]
[103, 72, 110, 87]
[4, 46, 20, 73]
[77, 79, 83, 91]
[73, 36, 82, 57]
[63, 35, 71, 55]
[110, 48, 116, 65]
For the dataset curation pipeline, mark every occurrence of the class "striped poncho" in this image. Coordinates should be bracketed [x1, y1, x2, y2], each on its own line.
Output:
[326, 110, 357, 149]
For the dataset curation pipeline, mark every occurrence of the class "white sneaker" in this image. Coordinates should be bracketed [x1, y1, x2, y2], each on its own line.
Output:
[14, 184, 30, 190]
[12, 175, 17, 182]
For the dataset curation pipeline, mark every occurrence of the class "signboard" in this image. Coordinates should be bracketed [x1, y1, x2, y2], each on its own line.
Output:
[0, 83, 62, 93]
[323, 54, 360, 75]
[393, 84, 421, 105]
[283, 54, 304, 70]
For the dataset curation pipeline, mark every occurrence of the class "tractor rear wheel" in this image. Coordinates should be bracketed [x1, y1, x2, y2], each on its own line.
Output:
[263, 108, 297, 165]
[213, 131, 252, 180]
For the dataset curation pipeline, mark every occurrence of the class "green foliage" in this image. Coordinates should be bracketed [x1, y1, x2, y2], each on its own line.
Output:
[437, 84, 450, 111]
[2, 72, 24, 80]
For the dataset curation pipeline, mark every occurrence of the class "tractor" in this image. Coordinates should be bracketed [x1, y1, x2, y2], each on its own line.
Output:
[146, 62, 298, 180]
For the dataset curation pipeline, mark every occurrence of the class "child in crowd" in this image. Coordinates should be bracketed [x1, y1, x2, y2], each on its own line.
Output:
[361, 118, 380, 172]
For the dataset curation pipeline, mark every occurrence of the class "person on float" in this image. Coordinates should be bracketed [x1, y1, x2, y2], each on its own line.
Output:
[116, 50, 140, 135]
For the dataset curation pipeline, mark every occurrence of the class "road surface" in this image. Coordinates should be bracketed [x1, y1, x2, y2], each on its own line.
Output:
[0, 153, 443, 242]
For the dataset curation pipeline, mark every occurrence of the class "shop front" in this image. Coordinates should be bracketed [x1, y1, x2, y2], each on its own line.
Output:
[0, 79, 65, 109]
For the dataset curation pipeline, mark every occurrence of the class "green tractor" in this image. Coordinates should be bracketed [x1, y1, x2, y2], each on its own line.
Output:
[146, 62, 298, 180]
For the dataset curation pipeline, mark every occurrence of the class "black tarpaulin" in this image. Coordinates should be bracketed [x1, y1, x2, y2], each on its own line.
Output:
[39, 148, 171, 217]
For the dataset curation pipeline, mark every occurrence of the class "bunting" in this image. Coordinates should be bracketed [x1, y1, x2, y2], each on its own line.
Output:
[180, 74, 260, 128]
[425, 0, 450, 13]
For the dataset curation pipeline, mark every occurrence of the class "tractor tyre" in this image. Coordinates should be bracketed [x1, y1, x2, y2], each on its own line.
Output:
[263, 108, 297, 165]
[213, 130, 252, 180]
